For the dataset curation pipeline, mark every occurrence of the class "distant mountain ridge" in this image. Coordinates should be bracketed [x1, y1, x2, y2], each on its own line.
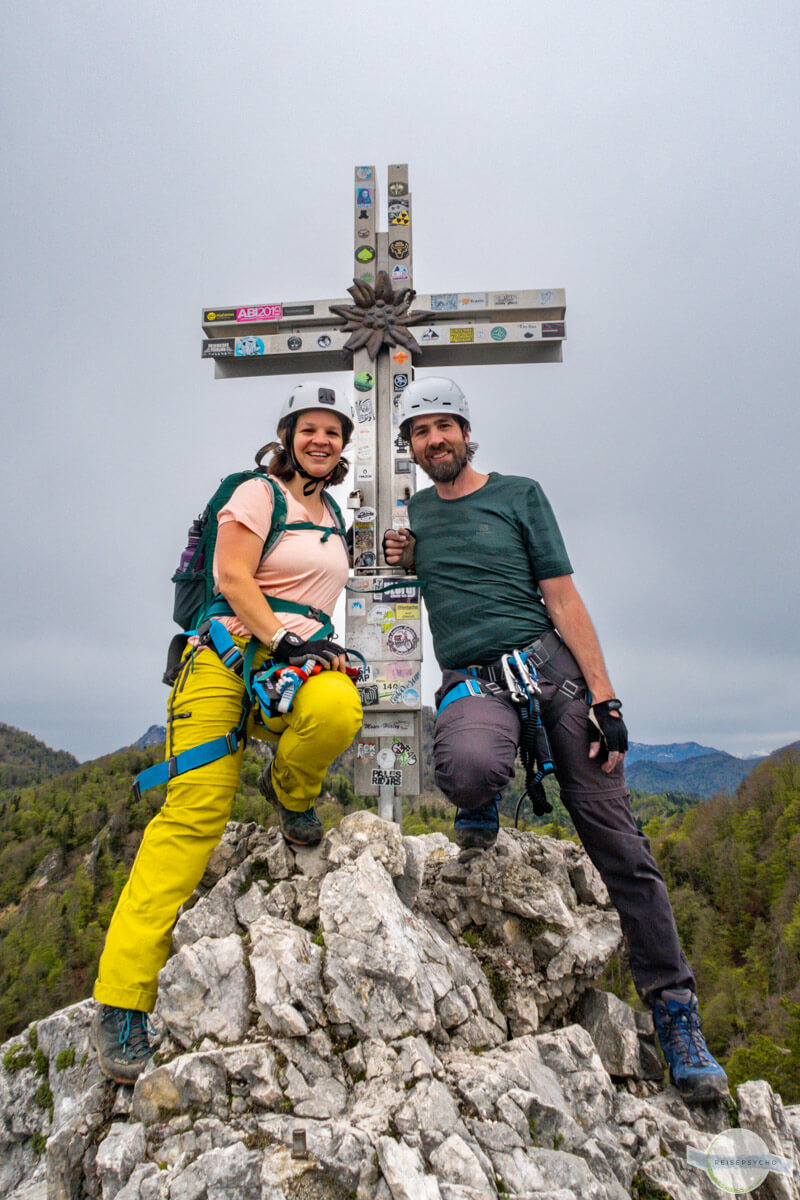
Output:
[625, 740, 719, 765]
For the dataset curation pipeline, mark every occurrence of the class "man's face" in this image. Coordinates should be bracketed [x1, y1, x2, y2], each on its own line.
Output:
[408, 414, 469, 483]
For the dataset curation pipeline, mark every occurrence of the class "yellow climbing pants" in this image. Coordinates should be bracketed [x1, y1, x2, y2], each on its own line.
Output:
[94, 643, 362, 1011]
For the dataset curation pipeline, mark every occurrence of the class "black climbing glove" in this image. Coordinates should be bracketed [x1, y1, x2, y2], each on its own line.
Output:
[381, 528, 417, 572]
[588, 700, 628, 762]
[272, 632, 346, 667]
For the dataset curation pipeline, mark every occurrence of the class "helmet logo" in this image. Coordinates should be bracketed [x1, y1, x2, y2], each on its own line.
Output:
[318, 388, 335, 406]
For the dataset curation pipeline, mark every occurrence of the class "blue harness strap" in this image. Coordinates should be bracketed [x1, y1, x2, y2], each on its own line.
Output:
[131, 720, 247, 802]
[436, 677, 484, 716]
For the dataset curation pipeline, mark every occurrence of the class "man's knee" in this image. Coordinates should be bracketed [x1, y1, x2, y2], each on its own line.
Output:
[434, 713, 517, 808]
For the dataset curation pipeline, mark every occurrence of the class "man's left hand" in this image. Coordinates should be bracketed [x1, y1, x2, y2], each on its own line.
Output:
[588, 700, 628, 773]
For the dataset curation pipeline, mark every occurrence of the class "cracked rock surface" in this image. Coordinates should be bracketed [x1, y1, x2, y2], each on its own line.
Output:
[1, 814, 798, 1199]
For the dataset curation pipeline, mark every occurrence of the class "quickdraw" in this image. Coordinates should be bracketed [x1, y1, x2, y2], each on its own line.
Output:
[499, 649, 556, 824]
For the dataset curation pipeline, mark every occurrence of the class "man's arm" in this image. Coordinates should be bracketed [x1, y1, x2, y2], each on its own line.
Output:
[538, 574, 626, 772]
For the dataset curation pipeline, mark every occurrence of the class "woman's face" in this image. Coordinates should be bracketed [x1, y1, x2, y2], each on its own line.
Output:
[292, 410, 345, 478]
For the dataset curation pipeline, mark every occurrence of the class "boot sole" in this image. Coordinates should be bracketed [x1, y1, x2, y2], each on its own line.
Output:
[672, 1075, 731, 1102]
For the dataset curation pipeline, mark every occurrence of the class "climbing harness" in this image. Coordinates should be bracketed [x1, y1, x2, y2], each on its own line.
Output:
[436, 631, 592, 823]
[132, 619, 364, 802]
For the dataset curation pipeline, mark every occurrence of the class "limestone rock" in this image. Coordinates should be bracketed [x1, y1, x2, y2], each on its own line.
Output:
[320, 849, 505, 1045]
[156, 933, 251, 1047]
[249, 914, 325, 1036]
[3, 820, 799, 1200]
[95, 1122, 146, 1200]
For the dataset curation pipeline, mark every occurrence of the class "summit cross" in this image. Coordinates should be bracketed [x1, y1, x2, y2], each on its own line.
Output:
[202, 163, 566, 818]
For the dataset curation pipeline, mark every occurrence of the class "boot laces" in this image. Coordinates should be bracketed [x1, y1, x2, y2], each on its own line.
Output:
[663, 1005, 714, 1068]
[117, 1009, 153, 1062]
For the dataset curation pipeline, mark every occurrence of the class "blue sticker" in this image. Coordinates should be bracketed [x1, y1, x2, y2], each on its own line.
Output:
[356, 187, 373, 206]
[491, 327, 507, 341]
[431, 294, 458, 311]
[356, 167, 373, 180]
[235, 336, 265, 356]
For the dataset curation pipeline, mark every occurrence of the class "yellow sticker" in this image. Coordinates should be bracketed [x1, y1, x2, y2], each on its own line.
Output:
[395, 603, 420, 619]
[450, 327, 474, 343]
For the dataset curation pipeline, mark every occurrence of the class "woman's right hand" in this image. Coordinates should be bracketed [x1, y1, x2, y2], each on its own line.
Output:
[272, 632, 348, 671]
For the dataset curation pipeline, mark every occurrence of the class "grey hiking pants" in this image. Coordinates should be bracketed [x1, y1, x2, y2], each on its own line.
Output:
[433, 639, 696, 1005]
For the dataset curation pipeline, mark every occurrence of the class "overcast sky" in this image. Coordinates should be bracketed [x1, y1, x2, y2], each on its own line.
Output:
[2, 1, 798, 762]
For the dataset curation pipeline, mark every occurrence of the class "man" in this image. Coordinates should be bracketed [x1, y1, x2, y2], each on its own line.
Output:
[384, 376, 728, 1103]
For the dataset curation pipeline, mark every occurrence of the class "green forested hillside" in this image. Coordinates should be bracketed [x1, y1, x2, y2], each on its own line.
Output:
[605, 746, 800, 1101]
[0, 723, 79, 790]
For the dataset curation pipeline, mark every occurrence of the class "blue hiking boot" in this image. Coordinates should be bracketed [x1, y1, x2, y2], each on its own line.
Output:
[652, 989, 730, 1101]
[454, 798, 499, 850]
[91, 1004, 154, 1085]
[257, 765, 323, 846]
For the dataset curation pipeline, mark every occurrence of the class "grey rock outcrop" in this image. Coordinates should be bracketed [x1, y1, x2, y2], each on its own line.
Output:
[1, 814, 798, 1199]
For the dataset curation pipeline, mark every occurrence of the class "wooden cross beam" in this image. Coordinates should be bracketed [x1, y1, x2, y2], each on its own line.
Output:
[202, 164, 565, 815]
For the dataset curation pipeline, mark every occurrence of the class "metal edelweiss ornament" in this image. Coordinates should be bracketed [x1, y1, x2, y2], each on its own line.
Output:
[329, 270, 434, 361]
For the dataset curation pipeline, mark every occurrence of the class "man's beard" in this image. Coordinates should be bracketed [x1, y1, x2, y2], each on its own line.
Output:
[417, 443, 468, 483]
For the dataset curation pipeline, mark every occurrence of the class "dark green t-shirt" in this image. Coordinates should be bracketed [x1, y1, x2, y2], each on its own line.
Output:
[408, 472, 572, 668]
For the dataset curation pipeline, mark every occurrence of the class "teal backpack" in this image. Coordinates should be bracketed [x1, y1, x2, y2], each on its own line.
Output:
[164, 450, 347, 683]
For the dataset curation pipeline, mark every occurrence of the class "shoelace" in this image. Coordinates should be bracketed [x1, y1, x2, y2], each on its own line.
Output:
[290, 809, 320, 827]
[117, 1010, 153, 1061]
[662, 1007, 714, 1068]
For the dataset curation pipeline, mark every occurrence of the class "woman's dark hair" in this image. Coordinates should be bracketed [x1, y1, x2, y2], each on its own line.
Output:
[267, 413, 351, 488]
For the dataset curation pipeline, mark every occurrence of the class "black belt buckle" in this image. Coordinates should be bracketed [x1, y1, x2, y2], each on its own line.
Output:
[308, 606, 325, 623]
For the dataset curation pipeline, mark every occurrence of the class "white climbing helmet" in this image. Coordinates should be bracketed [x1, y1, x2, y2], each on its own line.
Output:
[279, 382, 354, 441]
[399, 377, 469, 433]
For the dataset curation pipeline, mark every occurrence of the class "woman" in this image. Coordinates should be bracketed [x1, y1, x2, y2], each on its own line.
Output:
[92, 382, 362, 1083]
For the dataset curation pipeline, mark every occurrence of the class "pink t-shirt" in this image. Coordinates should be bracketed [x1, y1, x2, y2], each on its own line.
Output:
[213, 476, 348, 641]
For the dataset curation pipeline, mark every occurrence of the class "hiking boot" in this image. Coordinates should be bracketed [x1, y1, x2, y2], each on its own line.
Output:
[257, 765, 323, 847]
[652, 989, 730, 1101]
[91, 1004, 154, 1085]
[454, 798, 499, 850]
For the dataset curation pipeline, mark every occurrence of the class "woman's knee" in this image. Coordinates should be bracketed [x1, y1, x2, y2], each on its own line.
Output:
[293, 672, 362, 750]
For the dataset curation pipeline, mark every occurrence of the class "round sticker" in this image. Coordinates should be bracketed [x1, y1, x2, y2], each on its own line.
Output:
[354, 371, 375, 392]
[388, 181, 407, 196]
[287, 336, 302, 350]
[388, 240, 409, 260]
[356, 245, 375, 263]
[387, 625, 419, 656]
[393, 373, 409, 389]
[377, 748, 395, 769]
[316, 334, 332, 348]
[491, 327, 507, 341]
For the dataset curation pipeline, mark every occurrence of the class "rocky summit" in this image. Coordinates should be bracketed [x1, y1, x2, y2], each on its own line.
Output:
[1, 814, 799, 1200]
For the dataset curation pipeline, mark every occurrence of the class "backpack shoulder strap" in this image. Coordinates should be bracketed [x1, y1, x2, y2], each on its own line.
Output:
[262, 476, 288, 556]
[322, 491, 348, 541]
